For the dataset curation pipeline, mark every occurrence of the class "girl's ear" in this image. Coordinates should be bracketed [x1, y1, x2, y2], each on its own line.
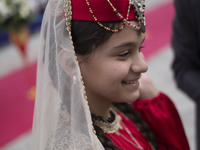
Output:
[57, 49, 68, 72]
[57, 49, 77, 77]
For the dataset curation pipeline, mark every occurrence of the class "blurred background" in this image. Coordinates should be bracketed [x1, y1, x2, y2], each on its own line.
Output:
[0, 0, 196, 149]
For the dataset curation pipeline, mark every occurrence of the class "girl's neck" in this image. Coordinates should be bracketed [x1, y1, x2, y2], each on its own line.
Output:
[87, 93, 112, 119]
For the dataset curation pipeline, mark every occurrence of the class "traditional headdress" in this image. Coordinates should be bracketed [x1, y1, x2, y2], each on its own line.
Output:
[32, 0, 146, 150]
[65, 0, 146, 33]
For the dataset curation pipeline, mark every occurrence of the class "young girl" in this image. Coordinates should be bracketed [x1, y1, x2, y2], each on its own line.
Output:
[32, 0, 190, 149]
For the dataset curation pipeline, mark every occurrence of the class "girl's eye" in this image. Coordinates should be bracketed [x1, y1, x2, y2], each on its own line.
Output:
[139, 45, 145, 52]
[118, 51, 129, 57]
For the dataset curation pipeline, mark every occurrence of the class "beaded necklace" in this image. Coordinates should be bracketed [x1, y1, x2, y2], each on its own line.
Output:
[92, 110, 144, 150]
[120, 122, 144, 150]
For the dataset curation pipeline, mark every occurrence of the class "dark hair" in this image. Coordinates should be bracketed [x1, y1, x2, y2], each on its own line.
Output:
[71, 21, 118, 55]
[71, 20, 158, 150]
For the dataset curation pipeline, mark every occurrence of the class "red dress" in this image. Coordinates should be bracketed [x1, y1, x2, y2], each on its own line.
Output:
[105, 93, 190, 150]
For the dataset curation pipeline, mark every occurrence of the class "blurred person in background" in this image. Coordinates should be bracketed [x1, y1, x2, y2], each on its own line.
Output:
[172, 0, 200, 149]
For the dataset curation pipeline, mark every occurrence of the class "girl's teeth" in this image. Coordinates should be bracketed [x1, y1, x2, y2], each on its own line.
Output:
[122, 80, 136, 84]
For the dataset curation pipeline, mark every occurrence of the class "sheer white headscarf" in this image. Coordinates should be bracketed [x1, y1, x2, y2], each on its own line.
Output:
[31, 0, 104, 149]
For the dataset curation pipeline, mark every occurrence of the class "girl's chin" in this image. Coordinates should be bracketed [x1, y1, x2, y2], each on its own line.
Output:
[128, 92, 140, 102]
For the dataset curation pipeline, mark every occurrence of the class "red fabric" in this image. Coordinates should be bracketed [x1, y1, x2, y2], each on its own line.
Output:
[72, 0, 136, 21]
[106, 93, 190, 150]
[106, 113, 153, 150]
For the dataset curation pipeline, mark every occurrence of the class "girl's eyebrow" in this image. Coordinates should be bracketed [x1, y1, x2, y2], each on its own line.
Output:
[112, 38, 145, 50]
[113, 42, 137, 50]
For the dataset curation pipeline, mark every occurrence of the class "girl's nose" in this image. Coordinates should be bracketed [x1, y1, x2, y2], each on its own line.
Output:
[131, 53, 148, 73]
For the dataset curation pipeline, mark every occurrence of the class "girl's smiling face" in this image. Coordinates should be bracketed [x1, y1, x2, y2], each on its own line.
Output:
[78, 21, 148, 106]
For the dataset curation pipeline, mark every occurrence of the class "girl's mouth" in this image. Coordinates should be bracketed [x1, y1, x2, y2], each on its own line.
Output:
[121, 80, 137, 84]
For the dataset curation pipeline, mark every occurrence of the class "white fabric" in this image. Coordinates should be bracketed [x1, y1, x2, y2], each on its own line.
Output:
[31, 0, 104, 149]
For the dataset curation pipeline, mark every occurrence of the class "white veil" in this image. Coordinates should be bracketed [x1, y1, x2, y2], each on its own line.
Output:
[31, 0, 104, 149]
